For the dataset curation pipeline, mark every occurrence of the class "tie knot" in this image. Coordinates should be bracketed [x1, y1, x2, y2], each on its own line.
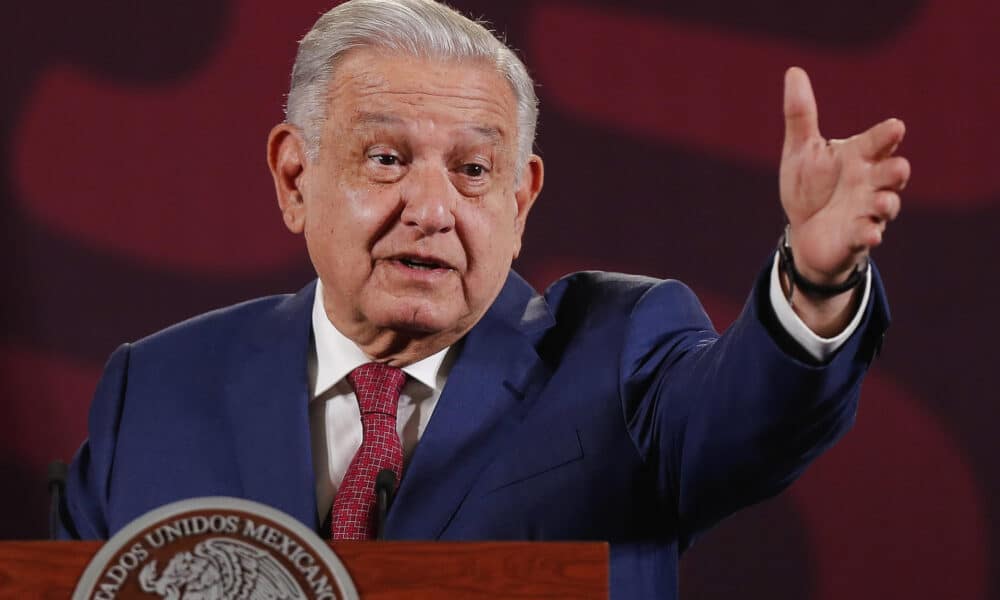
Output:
[347, 362, 406, 415]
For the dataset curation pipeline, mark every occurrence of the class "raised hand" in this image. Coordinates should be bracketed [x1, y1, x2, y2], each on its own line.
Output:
[779, 67, 910, 289]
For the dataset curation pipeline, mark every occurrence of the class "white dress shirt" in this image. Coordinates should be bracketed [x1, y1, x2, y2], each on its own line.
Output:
[307, 279, 455, 521]
[768, 252, 872, 361]
[307, 257, 871, 519]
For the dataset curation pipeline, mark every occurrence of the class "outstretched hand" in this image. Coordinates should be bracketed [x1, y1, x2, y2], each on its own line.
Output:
[780, 67, 910, 288]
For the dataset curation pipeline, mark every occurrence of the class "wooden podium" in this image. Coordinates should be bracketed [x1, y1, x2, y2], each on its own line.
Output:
[0, 541, 608, 598]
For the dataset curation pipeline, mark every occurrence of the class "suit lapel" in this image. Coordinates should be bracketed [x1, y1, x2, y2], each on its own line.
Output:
[386, 272, 554, 539]
[223, 282, 319, 530]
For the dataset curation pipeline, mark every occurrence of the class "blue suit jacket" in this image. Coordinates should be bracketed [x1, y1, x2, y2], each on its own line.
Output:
[60, 263, 888, 598]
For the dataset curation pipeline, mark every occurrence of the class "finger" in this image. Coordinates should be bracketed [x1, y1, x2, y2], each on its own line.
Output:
[851, 216, 887, 250]
[869, 190, 901, 222]
[783, 67, 820, 153]
[856, 118, 906, 160]
[870, 156, 911, 191]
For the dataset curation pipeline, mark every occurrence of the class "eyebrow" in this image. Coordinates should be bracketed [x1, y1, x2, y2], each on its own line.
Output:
[353, 112, 503, 144]
[353, 112, 404, 127]
[468, 125, 502, 144]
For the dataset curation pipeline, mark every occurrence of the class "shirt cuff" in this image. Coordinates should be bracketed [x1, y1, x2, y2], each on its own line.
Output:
[768, 251, 872, 362]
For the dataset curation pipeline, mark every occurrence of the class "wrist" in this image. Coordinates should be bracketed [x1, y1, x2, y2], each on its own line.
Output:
[778, 225, 868, 300]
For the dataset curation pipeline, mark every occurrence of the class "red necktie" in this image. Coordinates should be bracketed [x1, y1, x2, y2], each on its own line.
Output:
[330, 362, 406, 540]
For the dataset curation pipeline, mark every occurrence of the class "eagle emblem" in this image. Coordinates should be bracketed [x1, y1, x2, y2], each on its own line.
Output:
[137, 537, 305, 600]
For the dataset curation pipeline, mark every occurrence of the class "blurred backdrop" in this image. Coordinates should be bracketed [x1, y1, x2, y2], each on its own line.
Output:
[3, 0, 997, 597]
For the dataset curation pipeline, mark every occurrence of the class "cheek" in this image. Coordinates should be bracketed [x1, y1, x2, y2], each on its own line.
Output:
[303, 201, 366, 284]
[341, 184, 385, 224]
[305, 181, 383, 245]
[463, 205, 518, 275]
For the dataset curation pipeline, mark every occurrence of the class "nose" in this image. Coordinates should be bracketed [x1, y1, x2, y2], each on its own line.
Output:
[400, 164, 456, 236]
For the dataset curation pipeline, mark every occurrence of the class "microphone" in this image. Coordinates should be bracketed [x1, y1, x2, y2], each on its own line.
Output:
[374, 469, 396, 541]
[48, 460, 68, 540]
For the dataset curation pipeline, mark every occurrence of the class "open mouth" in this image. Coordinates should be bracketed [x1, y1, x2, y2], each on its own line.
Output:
[397, 257, 451, 271]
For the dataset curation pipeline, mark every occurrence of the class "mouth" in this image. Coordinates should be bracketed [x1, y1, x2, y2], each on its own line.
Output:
[390, 254, 456, 272]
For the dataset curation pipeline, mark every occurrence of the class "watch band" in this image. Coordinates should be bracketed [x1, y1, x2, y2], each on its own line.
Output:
[778, 224, 868, 300]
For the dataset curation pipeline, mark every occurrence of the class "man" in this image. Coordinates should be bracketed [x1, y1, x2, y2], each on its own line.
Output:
[59, 0, 909, 597]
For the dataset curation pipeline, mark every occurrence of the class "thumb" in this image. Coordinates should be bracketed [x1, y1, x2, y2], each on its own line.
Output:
[783, 66, 820, 152]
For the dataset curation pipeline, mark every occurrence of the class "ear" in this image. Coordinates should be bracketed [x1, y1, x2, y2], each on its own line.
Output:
[267, 123, 309, 234]
[512, 154, 544, 259]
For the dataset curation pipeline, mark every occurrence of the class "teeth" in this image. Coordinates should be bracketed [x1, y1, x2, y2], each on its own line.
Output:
[401, 258, 439, 270]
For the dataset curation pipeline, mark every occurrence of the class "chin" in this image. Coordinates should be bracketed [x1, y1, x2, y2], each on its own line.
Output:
[376, 301, 466, 337]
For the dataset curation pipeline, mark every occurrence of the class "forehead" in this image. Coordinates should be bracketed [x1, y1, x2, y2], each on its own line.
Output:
[324, 49, 518, 141]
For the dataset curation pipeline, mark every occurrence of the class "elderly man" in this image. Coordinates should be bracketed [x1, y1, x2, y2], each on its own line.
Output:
[59, 0, 908, 597]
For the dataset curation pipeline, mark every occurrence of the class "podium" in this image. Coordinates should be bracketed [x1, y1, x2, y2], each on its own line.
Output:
[0, 541, 608, 598]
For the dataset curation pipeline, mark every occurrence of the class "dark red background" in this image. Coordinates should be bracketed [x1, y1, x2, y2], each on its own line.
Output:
[3, 1, 996, 597]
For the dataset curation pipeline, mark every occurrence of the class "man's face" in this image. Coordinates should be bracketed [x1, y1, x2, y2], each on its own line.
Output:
[269, 49, 542, 359]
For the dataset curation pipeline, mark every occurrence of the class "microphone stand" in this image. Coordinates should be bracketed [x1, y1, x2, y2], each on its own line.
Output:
[47, 460, 68, 540]
[374, 469, 396, 541]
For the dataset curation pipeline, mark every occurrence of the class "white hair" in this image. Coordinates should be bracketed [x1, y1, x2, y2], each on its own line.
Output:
[285, 0, 539, 174]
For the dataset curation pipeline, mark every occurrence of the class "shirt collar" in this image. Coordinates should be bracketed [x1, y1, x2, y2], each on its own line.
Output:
[310, 279, 450, 398]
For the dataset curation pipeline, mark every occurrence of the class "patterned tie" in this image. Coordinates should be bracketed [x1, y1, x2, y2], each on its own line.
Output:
[330, 362, 406, 540]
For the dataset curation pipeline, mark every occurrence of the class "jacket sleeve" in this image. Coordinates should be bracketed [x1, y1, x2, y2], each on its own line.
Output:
[57, 343, 133, 540]
[619, 260, 888, 548]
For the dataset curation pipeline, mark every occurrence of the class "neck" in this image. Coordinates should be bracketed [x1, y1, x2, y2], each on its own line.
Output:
[350, 328, 459, 367]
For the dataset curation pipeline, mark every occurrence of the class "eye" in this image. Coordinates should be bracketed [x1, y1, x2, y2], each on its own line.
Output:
[460, 163, 488, 178]
[365, 149, 406, 183]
